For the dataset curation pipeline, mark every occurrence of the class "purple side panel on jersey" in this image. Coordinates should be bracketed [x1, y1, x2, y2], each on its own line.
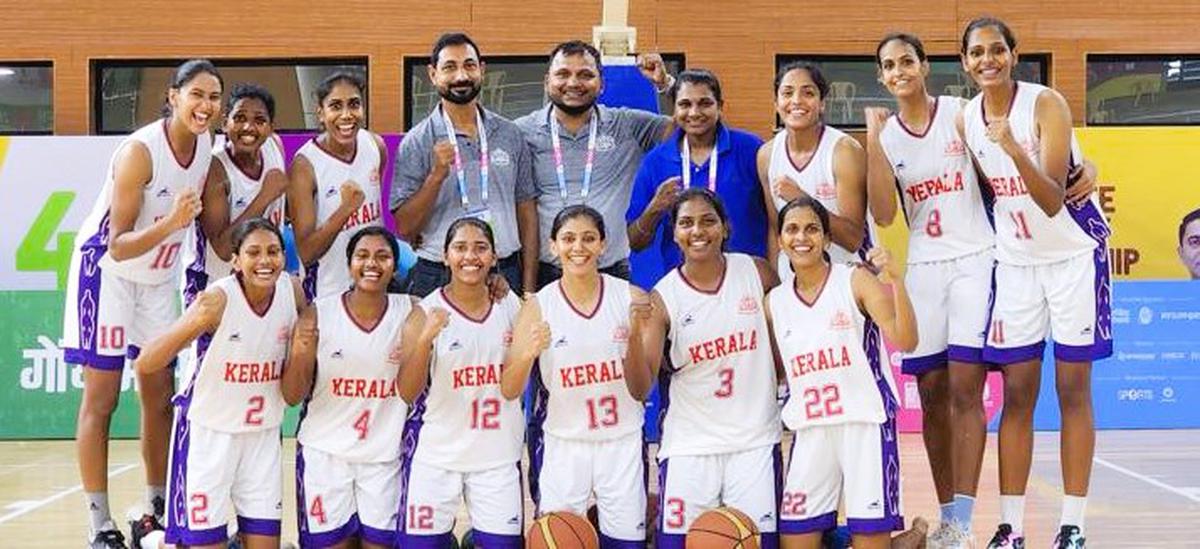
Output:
[183, 218, 208, 307]
[900, 350, 948, 376]
[237, 516, 281, 536]
[165, 338, 216, 545]
[527, 364, 550, 509]
[65, 213, 125, 369]
[301, 511, 360, 548]
[398, 390, 429, 538]
[779, 510, 837, 534]
[302, 263, 318, 302]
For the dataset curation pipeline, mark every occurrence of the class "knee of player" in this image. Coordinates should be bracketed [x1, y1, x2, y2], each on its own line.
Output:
[79, 388, 121, 418]
[1054, 380, 1093, 411]
[1001, 379, 1040, 412]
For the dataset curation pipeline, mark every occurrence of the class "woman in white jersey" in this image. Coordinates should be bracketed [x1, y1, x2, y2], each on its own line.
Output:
[766, 197, 916, 549]
[186, 83, 289, 302]
[398, 217, 524, 548]
[288, 72, 388, 301]
[959, 18, 1111, 549]
[62, 59, 219, 549]
[505, 205, 651, 548]
[864, 33, 996, 546]
[758, 62, 869, 276]
[134, 218, 302, 549]
[284, 225, 419, 548]
[633, 188, 782, 549]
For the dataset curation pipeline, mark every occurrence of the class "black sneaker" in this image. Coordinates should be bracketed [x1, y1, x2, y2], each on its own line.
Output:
[1053, 525, 1085, 548]
[128, 514, 164, 549]
[986, 523, 1025, 548]
[88, 522, 129, 549]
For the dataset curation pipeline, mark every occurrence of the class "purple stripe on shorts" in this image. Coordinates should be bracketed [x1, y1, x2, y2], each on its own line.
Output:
[1054, 246, 1113, 362]
[399, 532, 456, 548]
[66, 215, 121, 368]
[361, 523, 397, 547]
[869, 405, 903, 534]
[779, 510, 837, 534]
[599, 532, 646, 548]
[294, 443, 310, 540]
[947, 345, 984, 365]
[301, 512, 361, 548]
[984, 341, 1045, 365]
[164, 401, 197, 545]
[473, 530, 523, 549]
[169, 523, 226, 546]
[846, 515, 905, 534]
[125, 344, 140, 361]
[655, 531, 685, 549]
[237, 516, 281, 537]
[656, 457, 671, 533]
[901, 350, 948, 376]
[66, 350, 124, 370]
[398, 390, 429, 537]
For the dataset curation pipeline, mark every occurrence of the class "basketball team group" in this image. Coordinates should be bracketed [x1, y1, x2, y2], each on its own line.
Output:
[64, 14, 1112, 549]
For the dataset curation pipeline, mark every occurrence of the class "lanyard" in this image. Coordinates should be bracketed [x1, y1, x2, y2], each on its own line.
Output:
[549, 110, 598, 202]
[440, 104, 489, 209]
[681, 135, 718, 192]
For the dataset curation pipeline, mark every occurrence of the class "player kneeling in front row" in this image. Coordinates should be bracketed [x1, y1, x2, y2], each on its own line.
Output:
[505, 205, 652, 548]
[134, 218, 303, 549]
[766, 198, 917, 549]
[397, 217, 526, 548]
[284, 226, 421, 548]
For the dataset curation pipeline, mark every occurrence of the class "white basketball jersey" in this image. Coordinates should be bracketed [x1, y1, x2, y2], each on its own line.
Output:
[768, 125, 875, 270]
[410, 290, 523, 472]
[654, 253, 781, 458]
[178, 274, 295, 433]
[878, 96, 994, 263]
[198, 137, 288, 282]
[297, 292, 411, 463]
[964, 82, 1106, 265]
[535, 275, 642, 441]
[75, 119, 212, 285]
[297, 130, 383, 299]
[769, 264, 897, 430]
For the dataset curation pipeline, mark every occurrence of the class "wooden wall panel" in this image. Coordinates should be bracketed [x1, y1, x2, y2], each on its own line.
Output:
[0, 0, 1196, 136]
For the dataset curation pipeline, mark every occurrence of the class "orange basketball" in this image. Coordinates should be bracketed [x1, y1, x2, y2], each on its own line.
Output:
[685, 507, 761, 549]
[526, 511, 600, 549]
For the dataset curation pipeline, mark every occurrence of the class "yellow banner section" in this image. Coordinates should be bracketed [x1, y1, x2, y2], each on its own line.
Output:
[875, 127, 1200, 280]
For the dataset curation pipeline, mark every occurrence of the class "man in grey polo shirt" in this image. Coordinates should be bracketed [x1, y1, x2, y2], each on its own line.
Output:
[392, 32, 539, 296]
[514, 40, 674, 289]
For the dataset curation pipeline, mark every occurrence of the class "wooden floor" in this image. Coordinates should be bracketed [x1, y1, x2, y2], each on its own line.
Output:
[1, 430, 1197, 547]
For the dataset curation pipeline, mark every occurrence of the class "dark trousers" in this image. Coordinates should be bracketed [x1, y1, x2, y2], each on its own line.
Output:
[405, 253, 524, 298]
[535, 259, 631, 291]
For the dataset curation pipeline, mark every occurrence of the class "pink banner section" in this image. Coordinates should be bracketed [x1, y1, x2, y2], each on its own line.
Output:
[278, 133, 405, 232]
[882, 338, 1005, 432]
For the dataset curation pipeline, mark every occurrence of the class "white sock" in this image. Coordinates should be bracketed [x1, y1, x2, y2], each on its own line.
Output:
[146, 485, 166, 519]
[1000, 495, 1025, 532]
[85, 491, 112, 533]
[1060, 495, 1087, 530]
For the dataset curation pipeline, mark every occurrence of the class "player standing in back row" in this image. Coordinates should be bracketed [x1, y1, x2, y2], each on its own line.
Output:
[62, 59, 220, 549]
[288, 72, 388, 301]
[960, 17, 1111, 549]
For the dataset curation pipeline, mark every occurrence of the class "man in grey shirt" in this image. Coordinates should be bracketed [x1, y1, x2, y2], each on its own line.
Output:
[514, 40, 674, 289]
[392, 32, 539, 296]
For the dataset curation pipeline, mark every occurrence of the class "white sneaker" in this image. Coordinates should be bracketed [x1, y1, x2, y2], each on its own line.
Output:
[929, 521, 975, 549]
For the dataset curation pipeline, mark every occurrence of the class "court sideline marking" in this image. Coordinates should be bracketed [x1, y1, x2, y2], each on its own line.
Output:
[0, 462, 138, 525]
[1094, 456, 1200, 503]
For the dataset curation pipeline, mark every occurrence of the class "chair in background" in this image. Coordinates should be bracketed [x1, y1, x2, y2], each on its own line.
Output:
[828, 81, 856, 123]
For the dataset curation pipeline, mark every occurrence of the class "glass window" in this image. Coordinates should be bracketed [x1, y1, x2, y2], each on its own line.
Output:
[1087, 55, 1200, 125]
[0, 63, 53, 134]
[774, 54, 1049, 128]
[93, 59, 367, 134]
[403, 54, 684, 130]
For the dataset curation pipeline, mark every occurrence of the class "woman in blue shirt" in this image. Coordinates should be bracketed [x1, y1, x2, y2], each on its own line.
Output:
[626, 69, 769, 288]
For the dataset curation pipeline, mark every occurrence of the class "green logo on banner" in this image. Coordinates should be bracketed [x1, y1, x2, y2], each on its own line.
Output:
[17, 191, 77, 291]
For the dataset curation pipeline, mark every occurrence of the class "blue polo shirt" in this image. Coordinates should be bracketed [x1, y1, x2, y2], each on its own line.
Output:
[626, 124, 768, 288]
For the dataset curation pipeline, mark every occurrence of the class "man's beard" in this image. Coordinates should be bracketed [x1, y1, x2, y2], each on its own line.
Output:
[550, 95, 594, 117]
[439, 81, 481, 105]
